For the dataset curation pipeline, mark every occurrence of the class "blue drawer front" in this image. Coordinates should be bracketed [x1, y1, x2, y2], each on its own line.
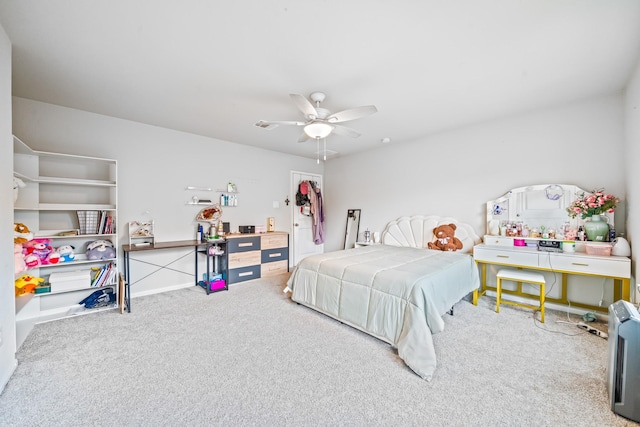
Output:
[261, 247, 289, 263]
[228, 265, 261, 284]
[227, 236, 261, 253]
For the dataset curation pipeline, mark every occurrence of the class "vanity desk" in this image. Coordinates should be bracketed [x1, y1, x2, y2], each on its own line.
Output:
[473, 243, 630, 313]
[473, 184, 631, 313]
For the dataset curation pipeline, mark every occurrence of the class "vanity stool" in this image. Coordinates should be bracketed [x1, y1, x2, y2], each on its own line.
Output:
[496, 268, 546, 323]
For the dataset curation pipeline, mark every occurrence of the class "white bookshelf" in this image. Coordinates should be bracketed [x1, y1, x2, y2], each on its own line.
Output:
[13, 135, 119, 348]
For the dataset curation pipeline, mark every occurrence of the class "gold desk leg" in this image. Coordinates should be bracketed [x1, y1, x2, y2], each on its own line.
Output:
[473, 262, 488, 305]
[615, 278, 630, 302]
[561, 273, 568, 305]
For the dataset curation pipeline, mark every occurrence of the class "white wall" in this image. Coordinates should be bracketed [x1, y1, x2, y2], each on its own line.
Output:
[0, 23, 17, 392]
[324, 94, 626, 250]
[624, 59, 640, 297]
[12, 97, 322, 296]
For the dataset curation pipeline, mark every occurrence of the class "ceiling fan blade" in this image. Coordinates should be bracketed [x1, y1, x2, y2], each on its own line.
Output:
[255, 120, 305, 130]
[331, 124, 361, 138]
[297, 131, 310, 143]
[290, 93, 318, 119]
[327, 105, 377, 123]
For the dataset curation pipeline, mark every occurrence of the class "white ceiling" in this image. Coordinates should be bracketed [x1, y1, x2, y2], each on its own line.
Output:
[1, 0, 640, 160]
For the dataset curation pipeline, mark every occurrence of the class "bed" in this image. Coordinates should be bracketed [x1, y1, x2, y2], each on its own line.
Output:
[285, 215, 481, 380]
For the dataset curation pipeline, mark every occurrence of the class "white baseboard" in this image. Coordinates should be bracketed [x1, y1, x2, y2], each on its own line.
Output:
[130, 281, 194, 299]
[483, 290, 608, 321]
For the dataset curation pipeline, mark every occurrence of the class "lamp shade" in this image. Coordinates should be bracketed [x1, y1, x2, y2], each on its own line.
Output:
[304, 122, 333, 139]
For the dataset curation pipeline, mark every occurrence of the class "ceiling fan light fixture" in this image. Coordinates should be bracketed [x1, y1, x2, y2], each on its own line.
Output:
[304, 122, 333, 139]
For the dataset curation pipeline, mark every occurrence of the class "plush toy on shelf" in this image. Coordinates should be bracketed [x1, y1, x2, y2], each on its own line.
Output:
[86, 240, 116, 260]
[24, 238, 55, 265]
[14, 222, 33, 244]
[14, 243, 27, 275]
[15, 274, 44, 297]
[57, 245, 76, 263]
[428, 224, 464, 252]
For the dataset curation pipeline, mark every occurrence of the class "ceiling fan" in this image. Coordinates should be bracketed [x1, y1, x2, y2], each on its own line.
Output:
[255, 92, 377, 143]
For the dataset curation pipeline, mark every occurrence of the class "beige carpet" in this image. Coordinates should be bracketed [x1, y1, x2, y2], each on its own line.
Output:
[0, 273, 636, 426]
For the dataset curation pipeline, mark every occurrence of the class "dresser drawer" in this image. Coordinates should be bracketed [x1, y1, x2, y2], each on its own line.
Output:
[262, 247, 289, 263]
[261, 233, 288, 250]
[228, 265, 261, 283]
[539, 252, 631, 278]
[261, 260, 288, 277]
[228, 250, 261, 269]
[473, 245, 539, 267]
[227, 236, 261, 253]
[482, 235, 514, 246]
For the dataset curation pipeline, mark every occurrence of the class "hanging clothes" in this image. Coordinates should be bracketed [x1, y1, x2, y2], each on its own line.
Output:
[307, 180, 325, 244]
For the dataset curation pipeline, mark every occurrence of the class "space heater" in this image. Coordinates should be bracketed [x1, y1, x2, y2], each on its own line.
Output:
[607, 300, 640, 422]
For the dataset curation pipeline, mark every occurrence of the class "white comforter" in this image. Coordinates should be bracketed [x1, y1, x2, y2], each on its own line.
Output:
[286, 245, 480, 380]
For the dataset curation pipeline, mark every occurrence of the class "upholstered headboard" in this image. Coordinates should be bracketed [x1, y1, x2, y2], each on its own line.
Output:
[381, 215, 481, 254]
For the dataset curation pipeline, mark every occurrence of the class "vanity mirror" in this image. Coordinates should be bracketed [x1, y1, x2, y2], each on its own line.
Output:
[344, 209, 361, 249]
[486, 184, 614, 239]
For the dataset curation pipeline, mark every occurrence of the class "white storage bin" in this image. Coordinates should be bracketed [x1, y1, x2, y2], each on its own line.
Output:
[49, 270, 91, 293]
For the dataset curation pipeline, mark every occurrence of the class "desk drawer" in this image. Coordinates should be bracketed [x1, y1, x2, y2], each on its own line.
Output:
[261, 260, 288, 277]
[473, 246, 538, 267]
[227, 236, 261, 253]
[262, 247, 288, 263]
[539, 252, 631, 278]
[483, 236, 514, 246]
[228, 250, 261, 268]
[228, 265, 261, 283]
[261, 233, 288, 250]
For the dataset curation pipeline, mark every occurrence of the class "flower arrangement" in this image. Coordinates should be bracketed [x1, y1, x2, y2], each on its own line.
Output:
[566, 189, 618, 219]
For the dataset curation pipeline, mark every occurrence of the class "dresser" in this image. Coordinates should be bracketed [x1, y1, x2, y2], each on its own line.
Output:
[226, 232, 289, 284]
[473, 243, 631, 313]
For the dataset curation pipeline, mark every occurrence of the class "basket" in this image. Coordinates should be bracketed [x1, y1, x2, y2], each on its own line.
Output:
[585, 243, 612, 256]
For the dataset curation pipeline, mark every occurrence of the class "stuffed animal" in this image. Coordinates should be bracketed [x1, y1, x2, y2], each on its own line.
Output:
[86, 240, 116, 260]
[24, 253, 40, 268]
[24, 238, 54, 264]
[57, 245, 76, 262]
[428, 223, 463, 252]
[15, 274, 44, 297]
[46, 249, 60, 265]
[14, 222, 33, 244]
[14, 243, 27, 275]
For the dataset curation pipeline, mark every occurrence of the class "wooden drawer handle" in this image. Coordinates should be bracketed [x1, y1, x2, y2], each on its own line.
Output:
[571, 262, 589, 266]
[497, 255, 510, 258]
[269, 253, 281, 257]
[239, 271, 254, 277]
[238, 243, 254, 247]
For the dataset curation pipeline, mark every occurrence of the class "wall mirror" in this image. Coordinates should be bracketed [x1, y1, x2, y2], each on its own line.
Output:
[344, 209, 361, 249]
[486, 184, 605, 235]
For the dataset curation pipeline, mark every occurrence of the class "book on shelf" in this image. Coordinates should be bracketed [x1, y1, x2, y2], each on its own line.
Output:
[91, 262, 116, 287]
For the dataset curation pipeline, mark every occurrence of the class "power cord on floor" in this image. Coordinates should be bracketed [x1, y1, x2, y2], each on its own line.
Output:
[531, 302, 605, 337]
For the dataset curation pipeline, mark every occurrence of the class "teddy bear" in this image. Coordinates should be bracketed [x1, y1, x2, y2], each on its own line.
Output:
[15, 274, 44, 297]
[427, 223, 463, 251]
[14, 222, 33, 244]
[86, 240, 116, 260]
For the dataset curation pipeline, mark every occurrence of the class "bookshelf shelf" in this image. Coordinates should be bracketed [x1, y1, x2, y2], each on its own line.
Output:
[13, 135, 119, 349]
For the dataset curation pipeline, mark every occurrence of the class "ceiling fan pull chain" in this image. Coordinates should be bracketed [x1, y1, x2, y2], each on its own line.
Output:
[323, 138, 327, 161]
